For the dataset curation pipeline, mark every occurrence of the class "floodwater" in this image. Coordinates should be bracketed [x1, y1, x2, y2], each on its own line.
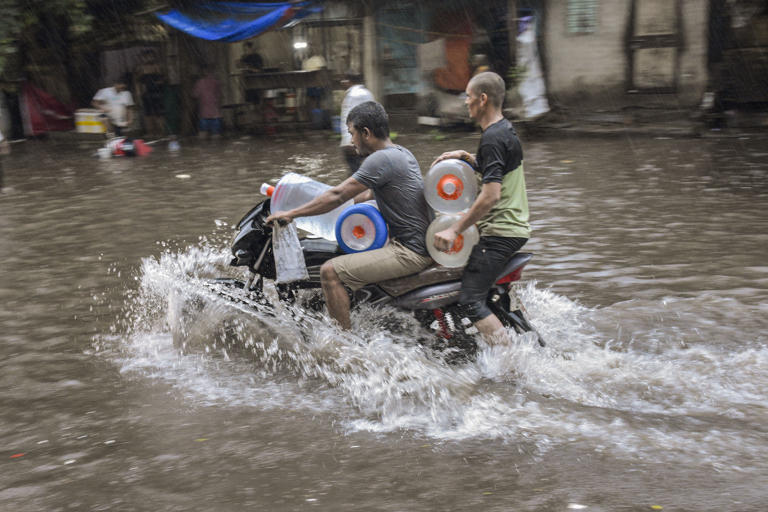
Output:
[1, 129, 767, 511]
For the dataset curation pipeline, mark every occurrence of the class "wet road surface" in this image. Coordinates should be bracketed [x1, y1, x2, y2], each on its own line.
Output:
[1, 130, 767, 511]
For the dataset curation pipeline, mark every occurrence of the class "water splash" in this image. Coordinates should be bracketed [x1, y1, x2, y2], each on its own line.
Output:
[98, 242, 768, 472]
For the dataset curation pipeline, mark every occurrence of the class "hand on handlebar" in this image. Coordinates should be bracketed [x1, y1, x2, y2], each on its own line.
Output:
[265, 212, 293, 227]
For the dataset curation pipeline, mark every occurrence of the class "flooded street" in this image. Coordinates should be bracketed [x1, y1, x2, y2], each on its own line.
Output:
[2, 130, 767, 511]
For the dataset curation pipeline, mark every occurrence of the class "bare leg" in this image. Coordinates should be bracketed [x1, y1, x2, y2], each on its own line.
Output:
[320, 261, 351, 330]
[475, 313, 510, 345]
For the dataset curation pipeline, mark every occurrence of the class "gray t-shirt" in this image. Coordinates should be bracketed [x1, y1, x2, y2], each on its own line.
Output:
[352, 145, 433, 256]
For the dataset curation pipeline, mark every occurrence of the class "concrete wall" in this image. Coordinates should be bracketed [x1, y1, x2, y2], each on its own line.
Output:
[678, 0, 710, 101]
[543, 0, 709, 109]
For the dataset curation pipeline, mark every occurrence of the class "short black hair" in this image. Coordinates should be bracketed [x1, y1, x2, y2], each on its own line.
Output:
[347, 101, 389, 140]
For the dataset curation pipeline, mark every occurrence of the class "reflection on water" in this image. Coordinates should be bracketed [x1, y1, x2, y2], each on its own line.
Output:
[1, 133, 767, 511]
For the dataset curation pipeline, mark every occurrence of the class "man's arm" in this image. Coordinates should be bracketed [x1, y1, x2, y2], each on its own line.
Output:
[265, 176, 368, 225]
[433, 140, 508, 251]
[92, 89, 107, 111]
[431, 149, 476, 169]
[433, 182, 500, 252]
[353, 189, 374, 204]
[92, 98, 107, 111]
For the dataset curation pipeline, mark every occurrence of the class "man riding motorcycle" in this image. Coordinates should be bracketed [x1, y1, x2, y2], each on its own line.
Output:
[266, 101, 434, 329]
[432, 72, 531, 345]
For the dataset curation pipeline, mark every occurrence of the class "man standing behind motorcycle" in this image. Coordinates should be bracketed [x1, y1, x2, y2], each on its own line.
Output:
[431, 71, 531, 344]
[266, 101, 433, 329]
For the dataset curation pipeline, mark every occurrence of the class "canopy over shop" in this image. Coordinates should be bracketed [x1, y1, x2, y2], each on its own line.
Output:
[151, 0, 370, 133]
[155, 1, 322, 42]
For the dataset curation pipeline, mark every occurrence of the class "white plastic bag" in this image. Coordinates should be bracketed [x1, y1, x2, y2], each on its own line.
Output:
[272, 222, 309, 284]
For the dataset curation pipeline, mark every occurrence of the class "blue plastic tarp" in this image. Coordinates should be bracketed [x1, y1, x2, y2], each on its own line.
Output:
[155, 1, 320, 42]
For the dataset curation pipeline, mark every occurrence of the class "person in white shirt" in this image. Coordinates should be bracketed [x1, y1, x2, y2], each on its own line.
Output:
[92, 76, 134, 136]
[339, 72, 374, 175]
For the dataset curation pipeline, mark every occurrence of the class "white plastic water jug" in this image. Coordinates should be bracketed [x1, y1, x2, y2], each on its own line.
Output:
[335, 201, 388, 254]
[423, 158, 478, 214]
[269, 172, 353, 242]
[425, 214, 479, 267]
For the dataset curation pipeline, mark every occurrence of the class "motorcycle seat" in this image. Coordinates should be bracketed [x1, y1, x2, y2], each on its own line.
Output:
[378, 264, 464, 297]
[496, 252, 533, 282]
[378, 252, 533, 298]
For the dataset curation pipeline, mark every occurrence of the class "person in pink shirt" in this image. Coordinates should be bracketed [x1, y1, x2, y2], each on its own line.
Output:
[192, 66, 222, 139]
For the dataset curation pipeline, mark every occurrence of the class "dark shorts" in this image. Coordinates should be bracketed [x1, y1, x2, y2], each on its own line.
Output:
[459, 236, 528, 321]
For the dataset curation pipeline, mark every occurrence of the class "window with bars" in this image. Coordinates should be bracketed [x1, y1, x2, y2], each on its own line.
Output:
[567, 0, 599, 34]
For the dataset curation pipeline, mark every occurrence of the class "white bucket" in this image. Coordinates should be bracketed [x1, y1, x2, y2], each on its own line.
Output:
[76, 109, 107, 134]
[335, 201, 388, 254]
[425, 214, 479, 267]
[423, 159, 478, 214]
[270, 172, 353, 241]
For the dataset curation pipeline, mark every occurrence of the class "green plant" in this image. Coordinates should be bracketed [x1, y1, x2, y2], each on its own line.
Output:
[428, 129, 445, 141]
[0, 0, 96, 78]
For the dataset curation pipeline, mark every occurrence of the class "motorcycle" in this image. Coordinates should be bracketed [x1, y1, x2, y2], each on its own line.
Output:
[203, 198, 544, 357]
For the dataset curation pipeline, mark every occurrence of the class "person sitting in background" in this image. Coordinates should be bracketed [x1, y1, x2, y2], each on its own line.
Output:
[303, 55, 328, 126]
[92, 76, 134, 136]
[339, 73, 374, 175]
[240, 41, 264, 106]
[239, 41, 264, 72]
[192, 66, 223, 139]
[471, 54, 491, 77]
